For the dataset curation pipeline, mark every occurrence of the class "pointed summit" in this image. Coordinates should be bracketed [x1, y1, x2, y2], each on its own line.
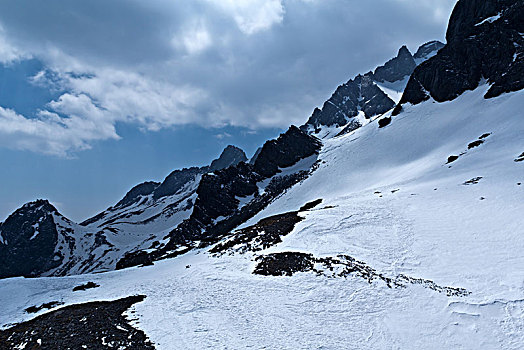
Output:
[209, 145, 248, 172]
[372, 45, 416, 83]
[398, 45, 412, 58]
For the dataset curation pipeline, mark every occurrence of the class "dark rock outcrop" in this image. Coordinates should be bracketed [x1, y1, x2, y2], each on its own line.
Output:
[169, 126, 321, 245]
[254, 252, 470, 296]
[72, 281, 100, 292]
[209, 145, 248, 172]
[371, 46, 417, 83]
[0, 200, 62, 278]
[253, 125, 322, 178]
[116, 250, 154, 270]
[254, 252, 315, 276]
[0, 295, 154, 349]
[396, 0, 523, 113]
[378, 116, 392, 128]
[210, 200, 321, 256]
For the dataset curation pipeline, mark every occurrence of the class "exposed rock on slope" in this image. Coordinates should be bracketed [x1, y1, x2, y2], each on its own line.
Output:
[252, 126, 322, 177]
[168, 126, 321, 245]
[0, 295, 154, 349]
[0, 200, 62, 278]
[396, 0, 523, 112]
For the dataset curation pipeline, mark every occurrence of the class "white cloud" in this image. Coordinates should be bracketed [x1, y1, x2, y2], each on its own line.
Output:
[171, 20, 212, 55]
[0, 26, 28, 63]
[0, 101, 119, 157]
[215, 132, 232, 139]
[206, 0, 285, 34]
[0, 0, 457, 157]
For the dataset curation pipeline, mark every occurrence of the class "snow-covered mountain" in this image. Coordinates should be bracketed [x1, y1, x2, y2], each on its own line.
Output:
[0, 145, 249, 277]
[1, 0, 523, 348]
[0, 40, 446, 280]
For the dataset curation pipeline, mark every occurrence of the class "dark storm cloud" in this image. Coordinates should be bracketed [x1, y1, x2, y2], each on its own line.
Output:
[0, 0, 457, 156]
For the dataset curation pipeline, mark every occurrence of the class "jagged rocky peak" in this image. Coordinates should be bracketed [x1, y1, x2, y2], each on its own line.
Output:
[301, 74, 395, 133]
[300, 41, 446, 137]
[414, 40, 445, 62]
[396, 0, 523, 113]
[0, 199, 62, 278]
[209, 145, 248, 172]
[153, 145, 247, 200]
[1, 199, 59, 238]
[371, 45, 416, 83]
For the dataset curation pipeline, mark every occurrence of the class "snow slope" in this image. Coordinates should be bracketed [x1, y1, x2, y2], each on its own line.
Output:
[1, 86, 523, 349]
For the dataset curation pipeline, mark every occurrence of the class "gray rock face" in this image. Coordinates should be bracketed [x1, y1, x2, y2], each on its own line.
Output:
[396, 0, 523, 113]
[209, 145, 248, 172]
[0, 200, 61, 278]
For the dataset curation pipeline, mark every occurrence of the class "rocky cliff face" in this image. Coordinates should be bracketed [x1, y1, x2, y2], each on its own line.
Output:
[253, 126, 322, 177]
[396, 0, 523, 113]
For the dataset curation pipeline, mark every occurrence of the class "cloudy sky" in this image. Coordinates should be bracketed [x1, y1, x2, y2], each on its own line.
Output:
[0, 0, 457, 221]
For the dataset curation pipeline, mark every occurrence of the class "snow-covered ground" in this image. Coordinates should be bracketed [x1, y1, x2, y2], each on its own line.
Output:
[1, 85, 523, 349]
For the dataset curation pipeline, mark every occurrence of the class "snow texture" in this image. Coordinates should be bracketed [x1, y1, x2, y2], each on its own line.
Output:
[1, 85, 523, 349]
